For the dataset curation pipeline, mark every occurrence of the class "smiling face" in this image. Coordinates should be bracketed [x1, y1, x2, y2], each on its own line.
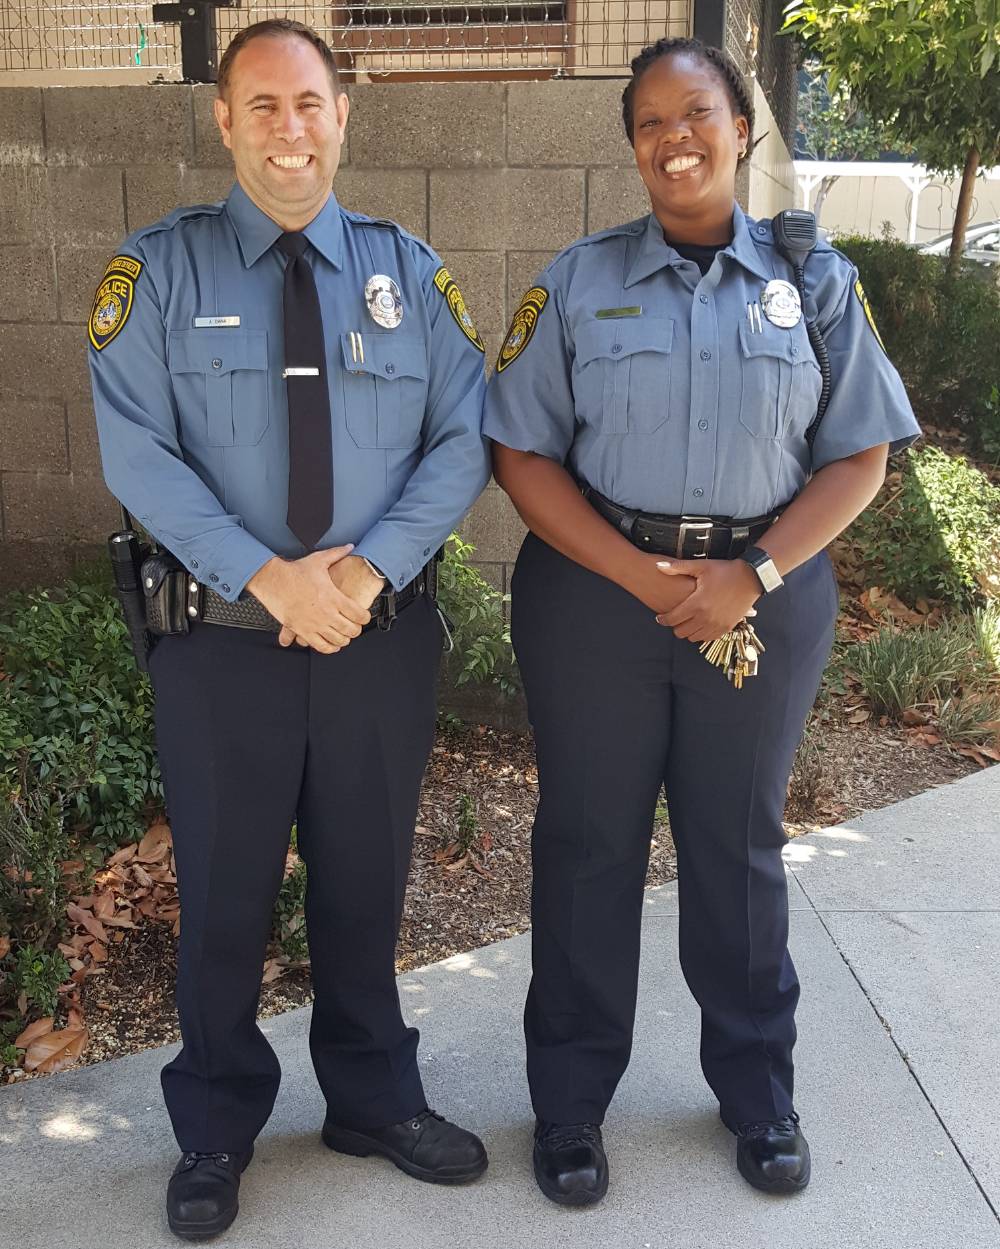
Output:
[214, 34, 349, 231]
[630, 52, 749, 241]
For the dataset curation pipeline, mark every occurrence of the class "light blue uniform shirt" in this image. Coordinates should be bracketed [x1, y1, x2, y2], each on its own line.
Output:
[484, 205, 920, 519]
[89, 182, 490, 601]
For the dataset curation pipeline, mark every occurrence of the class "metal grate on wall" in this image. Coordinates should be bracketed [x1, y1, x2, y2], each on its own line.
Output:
[1, 0, 691, 77]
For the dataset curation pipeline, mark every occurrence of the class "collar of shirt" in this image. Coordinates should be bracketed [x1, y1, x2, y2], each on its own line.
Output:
[623, 204, 771, 289]
[225, 180, 345, 271]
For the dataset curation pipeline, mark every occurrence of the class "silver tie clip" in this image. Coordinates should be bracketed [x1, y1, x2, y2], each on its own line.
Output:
[282, 367, 320, 378]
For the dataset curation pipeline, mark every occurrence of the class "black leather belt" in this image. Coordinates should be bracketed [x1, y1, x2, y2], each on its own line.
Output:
[200, 564, 432, 633]
[581, 485, 780, 559]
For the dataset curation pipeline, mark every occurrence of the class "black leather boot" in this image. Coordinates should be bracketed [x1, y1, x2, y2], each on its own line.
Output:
[166, 1147, 253, 1240]
[724, 1111, 811, 1194]
[532, 1121, 609, 1207]
[322, 1107, 487, 1184]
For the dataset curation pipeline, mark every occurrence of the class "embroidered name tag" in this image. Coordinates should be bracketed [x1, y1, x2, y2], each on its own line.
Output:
[595, 306, 643, 319]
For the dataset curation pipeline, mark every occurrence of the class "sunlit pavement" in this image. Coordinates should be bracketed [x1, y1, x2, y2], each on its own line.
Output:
[3, 765, 999, 1249]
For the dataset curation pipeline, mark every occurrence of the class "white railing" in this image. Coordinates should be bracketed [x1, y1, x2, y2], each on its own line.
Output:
[795, 160, 1000, 245]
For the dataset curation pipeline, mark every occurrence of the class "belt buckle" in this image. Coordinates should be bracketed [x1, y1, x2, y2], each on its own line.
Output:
[677, 518, 714, 559]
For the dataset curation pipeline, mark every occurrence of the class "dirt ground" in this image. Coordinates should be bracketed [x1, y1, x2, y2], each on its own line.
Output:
[54, 711, 977, 1078]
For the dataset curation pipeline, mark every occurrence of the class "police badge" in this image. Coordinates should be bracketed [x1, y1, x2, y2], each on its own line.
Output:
[365, 274, 403, 329]
[760, 279, 802, 329]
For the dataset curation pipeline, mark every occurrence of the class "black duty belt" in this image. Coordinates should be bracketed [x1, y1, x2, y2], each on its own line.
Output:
[581, 485, 780, 559]
[199, 564, 432, 634]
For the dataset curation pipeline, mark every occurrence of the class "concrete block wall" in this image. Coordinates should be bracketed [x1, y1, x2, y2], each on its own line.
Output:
[0, 79, 656, 599]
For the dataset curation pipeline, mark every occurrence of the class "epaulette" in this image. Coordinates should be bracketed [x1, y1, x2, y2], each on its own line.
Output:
[129, 202, 226, 246]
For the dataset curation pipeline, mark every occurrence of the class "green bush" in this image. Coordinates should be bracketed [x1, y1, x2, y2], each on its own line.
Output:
[850, 617, 975, 715]
[833, 233, 1000, 458]
[0, 566, 161, 853]
[436, 534, 519, 696]
[846, 445, 1000, 607]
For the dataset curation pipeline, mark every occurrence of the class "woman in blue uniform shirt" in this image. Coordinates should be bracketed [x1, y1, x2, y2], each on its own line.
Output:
[484, 38, 920, 1207]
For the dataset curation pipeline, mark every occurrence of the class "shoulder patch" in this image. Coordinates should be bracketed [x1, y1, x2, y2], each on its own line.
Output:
[433, 266, 485, 352]
[89, 255, 143, 352]
[497, 286, 548, 373]
[854, 279, 886, 354]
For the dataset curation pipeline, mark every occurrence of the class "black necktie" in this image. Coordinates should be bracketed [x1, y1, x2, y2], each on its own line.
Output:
[276, 231, 333, 549]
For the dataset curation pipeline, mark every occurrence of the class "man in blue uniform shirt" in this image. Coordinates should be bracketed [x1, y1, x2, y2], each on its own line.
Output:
[88, 19, 489, 1239]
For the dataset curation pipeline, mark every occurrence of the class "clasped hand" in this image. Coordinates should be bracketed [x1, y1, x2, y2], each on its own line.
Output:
[247, 546, 385, 655]
[651, 557, 761, 644]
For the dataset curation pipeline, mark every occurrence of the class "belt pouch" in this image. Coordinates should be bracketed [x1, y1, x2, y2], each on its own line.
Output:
[141, 551, 192, 636]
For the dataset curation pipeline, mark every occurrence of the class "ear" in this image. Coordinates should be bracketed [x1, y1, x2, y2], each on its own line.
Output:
[214, 95, 233, 152]
[735, 113, 750, 158]
[335, 89, 350, 143]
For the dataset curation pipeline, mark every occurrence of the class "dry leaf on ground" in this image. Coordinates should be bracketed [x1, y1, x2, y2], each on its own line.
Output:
[14, 1017, 54, 1048]
[24, 1027, 89, 1074]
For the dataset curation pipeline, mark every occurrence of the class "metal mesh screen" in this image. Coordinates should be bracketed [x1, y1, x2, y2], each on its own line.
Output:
[1, 0, 691, 77]
[724, 0, 796, 148]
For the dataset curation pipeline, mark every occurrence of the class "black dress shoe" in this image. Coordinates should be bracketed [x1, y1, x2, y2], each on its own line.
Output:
[322, 1107, 487, 1184]
[533, 1121, 609, 1207]
[724, 1111, 810, 1194]
[166, 1147, 253, 1240]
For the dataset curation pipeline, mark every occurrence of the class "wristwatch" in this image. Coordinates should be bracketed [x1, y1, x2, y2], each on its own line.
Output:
[739, 545, 784, 594]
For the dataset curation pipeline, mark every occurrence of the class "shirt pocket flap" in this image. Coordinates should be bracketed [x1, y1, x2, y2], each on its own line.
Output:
[167, 329, 269, 375]
[574, 316, 674, 366]
[738, 319, 800, 364]
[340, 333, 428, 382]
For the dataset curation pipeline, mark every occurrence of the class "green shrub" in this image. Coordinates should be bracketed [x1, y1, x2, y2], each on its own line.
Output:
[833, 233, 1000, 458]
[0, 567, 161, 852]
[849, 617, 975, 716]
[436, 534, 519, 696]
[847, 445, 1000, 607]
[9, 945, 70, 1017]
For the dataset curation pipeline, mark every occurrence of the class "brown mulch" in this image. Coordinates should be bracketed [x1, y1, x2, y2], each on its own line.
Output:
[4, 702, 983, 1084]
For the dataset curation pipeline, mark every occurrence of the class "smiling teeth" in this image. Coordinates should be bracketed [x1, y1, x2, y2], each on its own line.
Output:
[271, 154, 310, 168]
[662, 154, 704, 173]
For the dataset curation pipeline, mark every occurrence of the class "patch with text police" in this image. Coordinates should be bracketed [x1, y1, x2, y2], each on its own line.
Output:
[89, 255, 143, 351]
[497, 286, 548, 373]
[854, 279, 886, 354]
[433, 266, 485, 352]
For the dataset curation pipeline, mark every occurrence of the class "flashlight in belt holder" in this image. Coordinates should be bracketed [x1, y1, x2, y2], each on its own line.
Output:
[107, 505, 153, 674]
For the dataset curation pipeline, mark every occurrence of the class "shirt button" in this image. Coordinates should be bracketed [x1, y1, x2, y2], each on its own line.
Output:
[398, 575, 406, 587]
[385, 362, 395, 375]
[698, 420, 709, 431]
[221, 584, 230, 593]
[700, 349, 712, 361]
[699, 294, 709, 304]
[791, 346, 799, 355]
[611, 343, 622, 354]
[191, 560, 199, 569]
[758, 226, 767, 235]
[423, 547, 430, 556]
[209, 574, 219, 583]
[212, 358, 222, 370]
[693, 488, 705, 498]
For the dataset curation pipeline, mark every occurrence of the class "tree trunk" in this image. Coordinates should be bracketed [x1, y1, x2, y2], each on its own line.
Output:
[948, 145, 980, 277]
[813, 175, 838, 224]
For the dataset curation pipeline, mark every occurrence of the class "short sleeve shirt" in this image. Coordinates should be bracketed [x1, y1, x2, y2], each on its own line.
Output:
[483, 205, 920, 519]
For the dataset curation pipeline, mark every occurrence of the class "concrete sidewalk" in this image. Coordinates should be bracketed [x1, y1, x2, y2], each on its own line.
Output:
[3, 766, 999, 1249]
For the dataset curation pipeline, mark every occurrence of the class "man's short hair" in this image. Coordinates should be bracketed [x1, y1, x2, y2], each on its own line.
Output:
[217, 19, 341, 99]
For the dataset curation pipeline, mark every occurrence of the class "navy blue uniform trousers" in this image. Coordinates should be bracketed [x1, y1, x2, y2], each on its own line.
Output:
[511, 533, 838, 1127]
[147, 595, 442, 1152]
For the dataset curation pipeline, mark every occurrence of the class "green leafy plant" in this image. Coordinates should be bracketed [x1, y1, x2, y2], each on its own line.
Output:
[849, 618, 976, 717]
[437, 534, 519, 696]
[9, 945, 70, 1017]
[0, 566, 161, 853]
[832, 236, 1000, 458]
[272, 851, 309, 966]
[846, 446, 1000, 608]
